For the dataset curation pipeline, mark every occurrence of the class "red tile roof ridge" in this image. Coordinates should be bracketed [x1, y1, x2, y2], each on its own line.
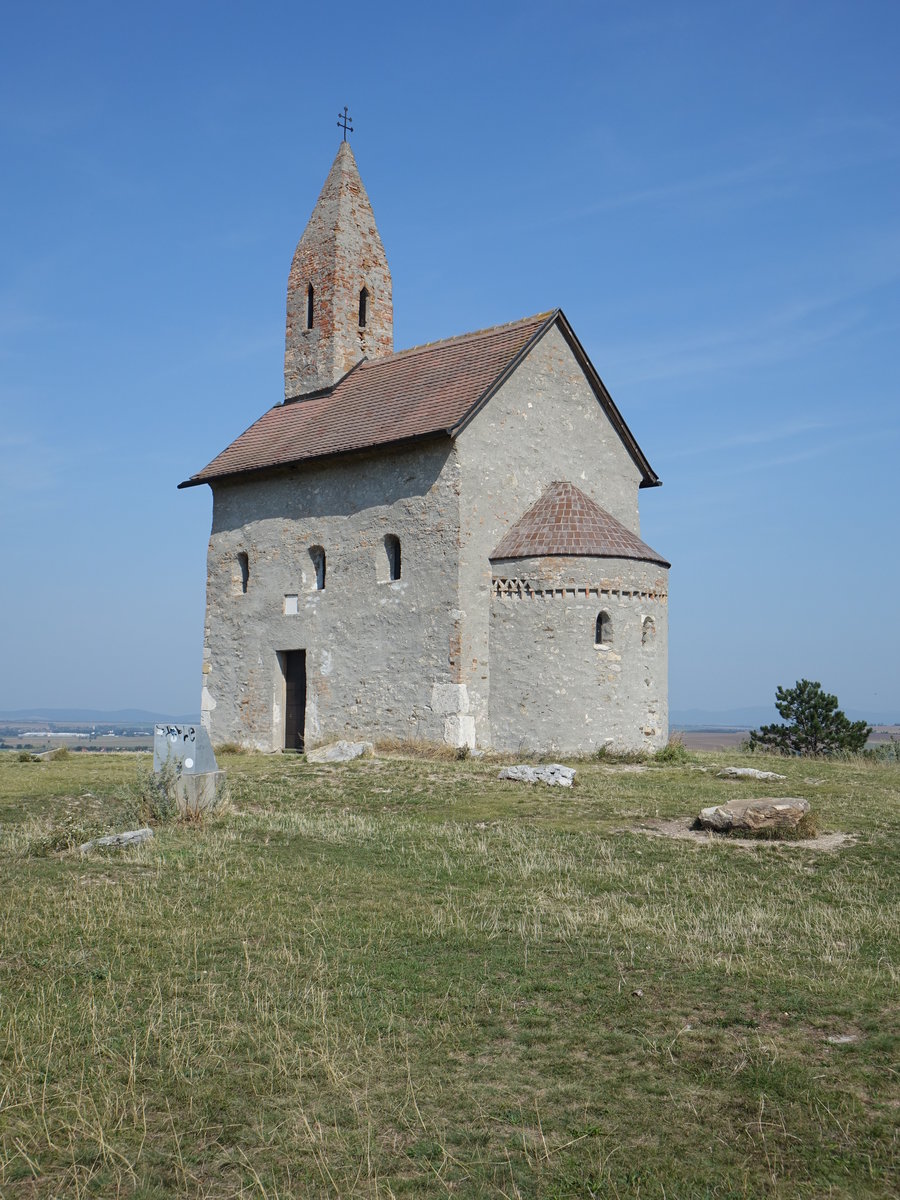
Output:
[179, 312, 661, 491]
[379, 310, 556, 364]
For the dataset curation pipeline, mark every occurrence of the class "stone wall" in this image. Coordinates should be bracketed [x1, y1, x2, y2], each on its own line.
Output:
[200, 321, 667, 754]
[455, 323, 649, 745]
[489, 555, 669, 753]
[201, 440, 461, 750]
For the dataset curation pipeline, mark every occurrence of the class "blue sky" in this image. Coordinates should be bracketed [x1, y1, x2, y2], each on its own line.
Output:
[2, 1, 898, 719]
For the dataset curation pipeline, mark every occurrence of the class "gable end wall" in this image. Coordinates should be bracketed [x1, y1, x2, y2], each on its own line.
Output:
[455, 323, 649, 745]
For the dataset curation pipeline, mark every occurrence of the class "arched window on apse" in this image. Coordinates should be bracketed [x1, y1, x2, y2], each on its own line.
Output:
[595, 611, 612, 647]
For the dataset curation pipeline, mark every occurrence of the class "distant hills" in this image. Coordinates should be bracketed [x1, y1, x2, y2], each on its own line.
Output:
[2, 705, 895, 731]
[0, 708, 201, 725]
[670, 706, 898, 729]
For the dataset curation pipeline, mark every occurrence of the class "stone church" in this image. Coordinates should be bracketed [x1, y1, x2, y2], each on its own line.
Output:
[180, 139, 670, 754]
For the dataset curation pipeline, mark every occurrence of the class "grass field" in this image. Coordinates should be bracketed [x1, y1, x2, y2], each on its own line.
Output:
[0, 747, 897, 1198]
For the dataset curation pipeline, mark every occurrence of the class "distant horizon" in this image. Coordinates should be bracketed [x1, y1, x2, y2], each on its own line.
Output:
[2, 701, 898, 729]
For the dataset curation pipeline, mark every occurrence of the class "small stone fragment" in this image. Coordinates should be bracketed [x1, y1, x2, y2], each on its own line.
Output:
[717, 767, 787, 781]
[306, 740, 374, 764]
[79, 828, 154, 854]
[498, 764, 575, 787]
[698, 797, 810, 833]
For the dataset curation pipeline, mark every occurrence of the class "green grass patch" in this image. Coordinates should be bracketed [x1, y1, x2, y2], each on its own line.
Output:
[0, 749, 897, 1197]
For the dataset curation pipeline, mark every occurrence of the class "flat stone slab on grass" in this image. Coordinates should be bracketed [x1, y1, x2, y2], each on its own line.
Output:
[306, 741, 374, 764]
[498, 764, 575, 787]
[717, 767, 787, 781]
[79, 828, 154, 854]
[699, 797, 810, 833]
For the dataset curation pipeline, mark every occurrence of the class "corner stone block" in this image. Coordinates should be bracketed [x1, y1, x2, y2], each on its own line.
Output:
[431, 683, 470, 715]
[443, 713, 476, 749]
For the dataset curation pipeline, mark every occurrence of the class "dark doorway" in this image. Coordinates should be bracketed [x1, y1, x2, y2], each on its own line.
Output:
[282, 650, 306, 751]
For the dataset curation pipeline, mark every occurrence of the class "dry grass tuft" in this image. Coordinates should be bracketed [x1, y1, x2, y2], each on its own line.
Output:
[372, 735, 464, 761]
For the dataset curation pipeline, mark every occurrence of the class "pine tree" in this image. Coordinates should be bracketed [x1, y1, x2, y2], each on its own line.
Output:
[749, 679, 871, 756]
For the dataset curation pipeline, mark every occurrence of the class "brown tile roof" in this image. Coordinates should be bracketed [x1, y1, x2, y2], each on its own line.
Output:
[491, 481, 670, 567]
[181, 312, 555, 487]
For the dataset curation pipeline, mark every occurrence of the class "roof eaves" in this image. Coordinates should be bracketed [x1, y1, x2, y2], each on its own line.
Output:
[177, 428, 453, 490]
[553, 311, 661, 488]
[490, 549, 671, 568]
[444, 310, 560, 438]
[177, 400, 286, 489]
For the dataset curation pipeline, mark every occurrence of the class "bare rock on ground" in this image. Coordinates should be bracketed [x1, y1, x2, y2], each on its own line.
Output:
[79, 828, 154, 854]
[498, 764, 575, 787]
[306, 741, 374, 764]
[699, 797, 810, 833]
[717, 767, 787, 781]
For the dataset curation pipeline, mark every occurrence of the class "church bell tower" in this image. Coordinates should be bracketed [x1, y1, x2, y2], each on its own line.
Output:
[284, 137, 393, 398]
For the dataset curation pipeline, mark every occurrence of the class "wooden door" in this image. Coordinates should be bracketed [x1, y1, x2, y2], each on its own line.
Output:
[283, 650, 306, 751]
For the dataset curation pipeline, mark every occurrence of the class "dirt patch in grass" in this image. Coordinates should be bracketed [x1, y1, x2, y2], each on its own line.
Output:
[632, 816, 857, 851]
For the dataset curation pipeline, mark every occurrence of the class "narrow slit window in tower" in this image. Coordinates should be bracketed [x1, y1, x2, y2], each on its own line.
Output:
[358, 287, 368, 328]
[385, 534, 401, 581]
[309, 545, 326, 590]
[306, 283, 314, 330]
[642, 616, 656, 645]
[235, 552, 249, 596]
[595, 611, 611, 647]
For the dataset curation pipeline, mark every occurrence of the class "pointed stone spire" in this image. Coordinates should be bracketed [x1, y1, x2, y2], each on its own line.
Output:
[284, 142, 393, 398]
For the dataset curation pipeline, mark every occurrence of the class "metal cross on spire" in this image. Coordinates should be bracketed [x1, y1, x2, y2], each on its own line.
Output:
[337, 106, 353, 141]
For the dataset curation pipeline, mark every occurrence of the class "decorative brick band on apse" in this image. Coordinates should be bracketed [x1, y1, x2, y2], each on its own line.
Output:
[492, 578, 668, 601]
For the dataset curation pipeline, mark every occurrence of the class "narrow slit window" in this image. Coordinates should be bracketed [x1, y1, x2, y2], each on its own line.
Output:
[595, 611, 611, 647]
[309, 545, 326, 590]
[358, 286, 368, 328]
[385, 534, 401, 581]
[306, 283, 314, 329]
[642, 616, 656, 645]
[235, 551, 249, 596]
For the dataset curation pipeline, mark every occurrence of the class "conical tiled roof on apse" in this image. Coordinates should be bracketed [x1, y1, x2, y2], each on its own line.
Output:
[490, 481, 669, 567]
